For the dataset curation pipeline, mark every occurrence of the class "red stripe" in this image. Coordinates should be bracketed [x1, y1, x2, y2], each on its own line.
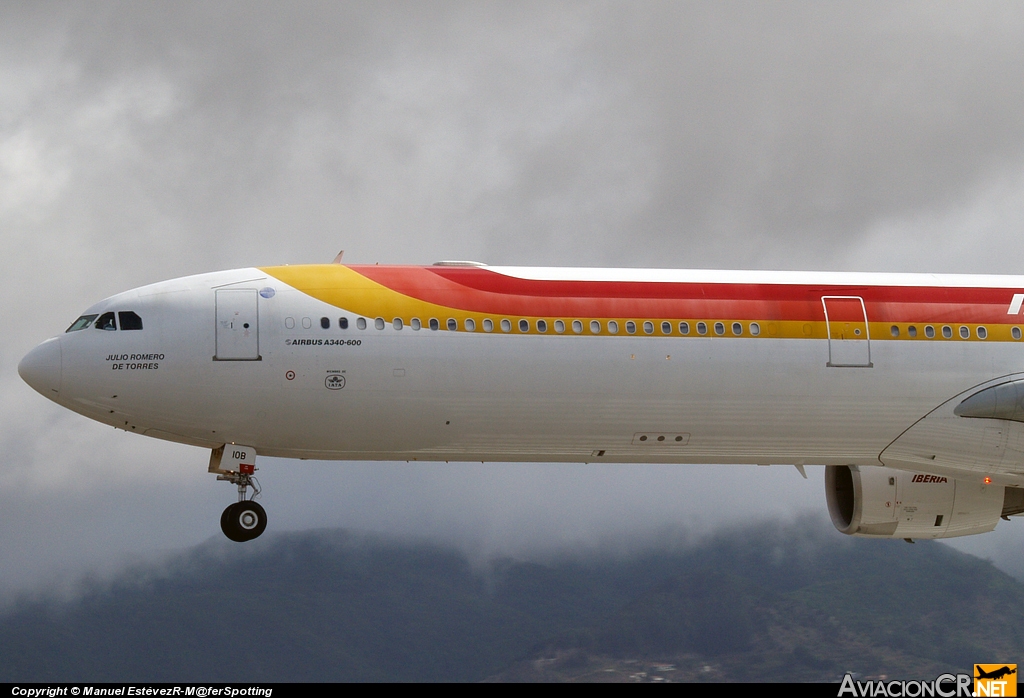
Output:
[347, 265, 1022, 323]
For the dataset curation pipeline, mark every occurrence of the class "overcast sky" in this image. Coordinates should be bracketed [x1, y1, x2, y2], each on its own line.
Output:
[4, 1, 1024, 598]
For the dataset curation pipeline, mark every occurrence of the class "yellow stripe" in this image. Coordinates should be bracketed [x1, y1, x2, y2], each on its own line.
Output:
[261, 265, 458, 320]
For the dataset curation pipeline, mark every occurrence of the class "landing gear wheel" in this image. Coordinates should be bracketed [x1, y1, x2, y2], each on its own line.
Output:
[221, 500, 267, 542]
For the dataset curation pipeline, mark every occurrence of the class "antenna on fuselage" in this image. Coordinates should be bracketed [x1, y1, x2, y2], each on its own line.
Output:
[332, 250, 344, 264]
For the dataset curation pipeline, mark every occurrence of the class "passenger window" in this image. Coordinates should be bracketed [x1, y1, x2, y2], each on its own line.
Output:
[907, 325, 916, 337]
[679, 322, 689, 335]
[447, 318, 458, 331]
[978, 326, 987, 339]
[942, 325, 952, 339]
[302, 317, 312, 329]
[339, 317, 349, 330]
[519, 319, 529, 332]
[321, 317, 330, 329]
[429, 318, 439, 331]
[537, 320, 548, 333]
[661, 321, 672, 335]
[626, 321, 636, 334]
[608, 320, 619, 334]
[393, 318, 404, 330]
[714, 322, 725, 336]
[357, 317, 367, 330]
[554, 320, 566, 334]
[66, 314, 98, 332]
[643, 321, 654, 335]
[483, 319, 494, 332]
[925, 325, 935, 338]
[590, 320, 601, 334]
[959, 326, 969, 339]
[696, 322, 707, 335]
[411, 318, 421, 330]
[375, 318, 385, 330]
[501, 319, 512, 332]
[285, 317, 295, 329]
[890, 325, 899, 338]
[1014, 327, 1022, 340]
[94, 312, 117, 331]
[749, 322, 760, 336]
[465, 318, 476, 332]
[731, 322, 742, 336]
[572, 320, 583, 334]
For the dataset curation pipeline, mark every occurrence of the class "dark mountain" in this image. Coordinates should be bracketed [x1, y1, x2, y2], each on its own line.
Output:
[1, 519, 1021, 682]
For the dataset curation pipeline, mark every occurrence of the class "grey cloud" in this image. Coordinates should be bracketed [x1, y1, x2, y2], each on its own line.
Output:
[12, 3, 1024, 273]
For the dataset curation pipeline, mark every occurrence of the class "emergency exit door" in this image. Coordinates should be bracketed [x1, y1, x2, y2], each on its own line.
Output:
[215, 289, 260, 360]
[821, 296, 872, 368]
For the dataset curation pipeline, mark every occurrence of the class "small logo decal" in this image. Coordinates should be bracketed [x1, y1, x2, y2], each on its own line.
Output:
[975, 664, 1017, 696]
[285, 370, 295, 381]
[325, 374, 346, 390]
[259, 287, 276, 299]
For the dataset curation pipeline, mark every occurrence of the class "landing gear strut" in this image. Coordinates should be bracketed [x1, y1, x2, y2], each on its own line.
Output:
[218, 466, 267, 542]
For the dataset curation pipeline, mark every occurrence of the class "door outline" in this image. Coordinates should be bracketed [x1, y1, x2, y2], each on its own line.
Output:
[821, 295, 872, 368]
[215, 289, 261, 361]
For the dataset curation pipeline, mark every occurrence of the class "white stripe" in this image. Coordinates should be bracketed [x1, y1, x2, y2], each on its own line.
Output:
[1008, 294, 1024, 315]
[486, 266, 1024, 289]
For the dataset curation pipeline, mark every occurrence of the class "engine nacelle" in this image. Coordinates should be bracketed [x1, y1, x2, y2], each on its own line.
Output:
[825, 465, 1017, 539]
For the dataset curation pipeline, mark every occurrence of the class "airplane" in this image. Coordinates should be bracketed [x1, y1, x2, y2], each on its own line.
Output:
[17, 260, 1024, 542]
[976, 666, 1017, 680]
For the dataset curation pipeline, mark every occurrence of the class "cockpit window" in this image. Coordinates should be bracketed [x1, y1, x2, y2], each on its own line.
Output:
[94, 312, 117, 331]
[66, 314, 98, 332]
[118, 311, 143, 330]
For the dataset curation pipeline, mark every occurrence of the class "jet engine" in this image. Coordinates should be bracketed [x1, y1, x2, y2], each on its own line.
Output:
[824, 465, 1024, 539]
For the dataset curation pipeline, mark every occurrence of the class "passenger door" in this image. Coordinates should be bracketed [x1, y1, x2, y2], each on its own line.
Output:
[821, 296, 872, 368]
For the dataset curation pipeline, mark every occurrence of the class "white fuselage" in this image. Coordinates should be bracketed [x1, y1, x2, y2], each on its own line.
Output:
[20, 266, 1024, 491]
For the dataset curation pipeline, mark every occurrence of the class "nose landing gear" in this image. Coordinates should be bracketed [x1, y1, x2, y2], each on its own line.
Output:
[218, 467, 267, 542]
[210, 445, 267, 542]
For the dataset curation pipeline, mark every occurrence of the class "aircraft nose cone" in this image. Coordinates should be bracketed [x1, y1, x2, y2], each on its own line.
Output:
[19, 337, 62, 398]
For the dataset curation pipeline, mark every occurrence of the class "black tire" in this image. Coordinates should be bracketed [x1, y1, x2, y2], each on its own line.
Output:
[220, 502, 247, 542]
[222, 500, 267, 542]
